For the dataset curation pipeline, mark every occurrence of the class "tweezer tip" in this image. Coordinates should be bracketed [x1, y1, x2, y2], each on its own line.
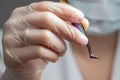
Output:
[89, 54, 100, 59]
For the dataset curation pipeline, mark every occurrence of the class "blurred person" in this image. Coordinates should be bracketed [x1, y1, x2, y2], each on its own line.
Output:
[0, 0, 120, 80]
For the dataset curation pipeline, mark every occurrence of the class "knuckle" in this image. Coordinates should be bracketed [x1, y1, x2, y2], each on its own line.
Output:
[36, 46, 59, 63]
[41, 30, 51, 40]
[3, 19, 17, 30]
[12, 6, 29, 17]
[3, 22, 10, 30]
[36, 46, 42, 57]
[70, 27, 77, 39]
[2, 35, 13, 45]
[4, 20, 15, 26]
[58, 45, 66, 57]
[12, 7, 22, 14]
[2, 34, 21, 47]
[59, 45, 66, 56]
[30, 2, 38, 6]
[12, 6, 27, 14]
[36, 46, 47, 59]
[43, 12, 54, 24]
[2, 35, 9, 43]
[31, 1, 52, 11]
[4, 48, 20, 66]
[44, 12, 53, 17]
[38, 1, 51, 6]
[50, 55, 59, 63]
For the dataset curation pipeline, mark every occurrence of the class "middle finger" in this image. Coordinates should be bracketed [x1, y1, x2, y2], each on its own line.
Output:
[25, 29, 66, 56]
[26, 12, 88, 46]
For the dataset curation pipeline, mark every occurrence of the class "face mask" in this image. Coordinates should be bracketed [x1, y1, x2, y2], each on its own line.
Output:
[86, 19, 120, 36]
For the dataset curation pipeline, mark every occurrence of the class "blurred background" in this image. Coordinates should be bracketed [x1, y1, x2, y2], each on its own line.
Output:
[0, 0, 58, 28]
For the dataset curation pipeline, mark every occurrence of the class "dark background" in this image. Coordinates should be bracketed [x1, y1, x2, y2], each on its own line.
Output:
[0, 0, 58, 28]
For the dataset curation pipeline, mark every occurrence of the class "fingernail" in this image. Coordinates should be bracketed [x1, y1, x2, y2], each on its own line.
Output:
[81, 19, 89, 30]
[72, 12, 84, 22]
[79, 33, 88, 45]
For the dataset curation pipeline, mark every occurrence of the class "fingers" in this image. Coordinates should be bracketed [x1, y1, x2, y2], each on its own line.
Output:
[14, 46, 60, 63]
[25, 29, 66, 56]
[81, 18, 89, 30]
[26, 12, 88, 45]
[30, 1, 84, 23]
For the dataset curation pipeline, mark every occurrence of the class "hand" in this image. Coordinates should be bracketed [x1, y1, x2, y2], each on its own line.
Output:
[2, 1, 89, 80]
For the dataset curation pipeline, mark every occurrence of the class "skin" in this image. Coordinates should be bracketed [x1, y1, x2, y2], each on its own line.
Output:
[72, 32, 118, 80]
[1, 1, 89, 80]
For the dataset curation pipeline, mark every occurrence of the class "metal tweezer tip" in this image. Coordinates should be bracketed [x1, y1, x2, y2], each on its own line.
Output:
[90, 54, 100, 59]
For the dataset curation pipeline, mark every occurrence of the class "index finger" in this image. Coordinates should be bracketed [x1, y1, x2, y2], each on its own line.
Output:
[31, 1, 84, 23]
[26, 12, 88, 46]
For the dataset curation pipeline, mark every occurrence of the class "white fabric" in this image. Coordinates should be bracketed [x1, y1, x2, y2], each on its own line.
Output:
[71, 0, 120, 21]
[0, 30, 5, 78]
[71, 0, 120, 35]
[41, 31, 120, 80]
[41, 41, 83, 80]
[111, 31, 120, 80]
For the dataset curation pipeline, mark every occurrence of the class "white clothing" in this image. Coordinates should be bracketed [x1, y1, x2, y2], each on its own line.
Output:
[71, 0, 120, 35]
[0, 30, 5, 77]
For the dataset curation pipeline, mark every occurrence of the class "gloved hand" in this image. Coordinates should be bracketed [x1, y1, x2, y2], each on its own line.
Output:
[2, 1, 89, 80]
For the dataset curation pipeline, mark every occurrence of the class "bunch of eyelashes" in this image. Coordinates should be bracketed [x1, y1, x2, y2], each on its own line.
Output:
[60, 0, 99, 59]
